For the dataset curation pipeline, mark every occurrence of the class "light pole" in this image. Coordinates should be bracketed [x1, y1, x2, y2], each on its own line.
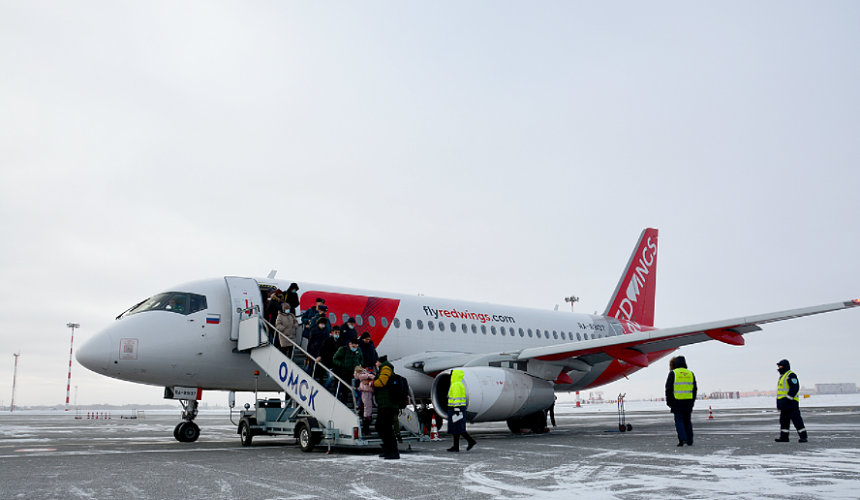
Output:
[564, 296, 580, 312]
[65, 323, 80, 412]
[11, 352, 20, 412]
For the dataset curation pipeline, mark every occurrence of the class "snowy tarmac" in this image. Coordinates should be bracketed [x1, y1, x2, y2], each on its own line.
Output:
[1, 395, 859, 500]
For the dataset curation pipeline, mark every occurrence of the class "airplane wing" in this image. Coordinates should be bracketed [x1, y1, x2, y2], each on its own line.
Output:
[518, 299, 860, 368]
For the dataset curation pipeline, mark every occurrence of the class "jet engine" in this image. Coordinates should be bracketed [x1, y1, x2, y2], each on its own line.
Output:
[430, 367, 555, 423]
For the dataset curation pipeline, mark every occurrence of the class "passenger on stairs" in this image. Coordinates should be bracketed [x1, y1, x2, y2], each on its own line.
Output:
[355, 366, 375, 434]
[341, 317, 358, 345]
[304, 317, 329, 376]
[284, 283, 300, 315]
[333, 338, 364, 403]
[358, 332, 378, 369]
[319, 327, 341, 391]
[275, 308, 299, 359]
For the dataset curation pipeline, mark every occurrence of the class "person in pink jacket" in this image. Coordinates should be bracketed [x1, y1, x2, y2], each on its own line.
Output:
[355, 367, 375, 434]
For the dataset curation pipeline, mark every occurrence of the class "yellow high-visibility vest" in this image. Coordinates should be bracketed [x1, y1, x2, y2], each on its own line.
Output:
[673, 368, 695, 400]
[777, 371, 799, 402]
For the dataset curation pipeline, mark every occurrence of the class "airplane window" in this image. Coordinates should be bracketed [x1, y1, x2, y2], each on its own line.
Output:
[328, 312, 336, 323]
[553, 330, 558, 339]
[428, 321, 435, 331]
[528, 329, 533, 338]
[124, 292, 207, 317]
[451, 322, 456, 332]
[471, 324, 477, 334]
[491, 326, 497, 335]
[343, 313, 349, 323]
[461, 323, 467, 333]
[519, 328, 524, 337]
[393, 318, 400, 328]
[438, 321, 445, 332]
[576, 332, 581, 341]
[369, 316, 376, 327]
[356, 315, 364, 326]
[381, 317, 389, 328]
[405, 318, 412, 329]
[481, 325, 487, 335]
[535, 329, 541, 338]
[417, 320, 423, 330]
[500, 327, 506, 336]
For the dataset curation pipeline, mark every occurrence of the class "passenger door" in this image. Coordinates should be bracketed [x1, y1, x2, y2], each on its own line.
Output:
[225, 277, 263, 341]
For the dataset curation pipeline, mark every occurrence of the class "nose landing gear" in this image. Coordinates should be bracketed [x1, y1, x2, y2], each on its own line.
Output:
[174, 399, 200, 442]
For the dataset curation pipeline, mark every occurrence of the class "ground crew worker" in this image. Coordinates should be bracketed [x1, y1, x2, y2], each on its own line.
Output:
[775, 359, 808, 443]
[373, 355, 400, 460]
[446, 369, 477, 452]
[665, 355, 697, 446]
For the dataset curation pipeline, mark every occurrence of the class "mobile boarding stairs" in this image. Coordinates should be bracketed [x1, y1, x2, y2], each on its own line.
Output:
[236, 315, 428, 451]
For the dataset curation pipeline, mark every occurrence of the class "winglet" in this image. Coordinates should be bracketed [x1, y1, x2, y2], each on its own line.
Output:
[603, 228, 659, 327]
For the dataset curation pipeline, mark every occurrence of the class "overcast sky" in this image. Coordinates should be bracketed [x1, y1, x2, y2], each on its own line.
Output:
[2, 2, 859, 409]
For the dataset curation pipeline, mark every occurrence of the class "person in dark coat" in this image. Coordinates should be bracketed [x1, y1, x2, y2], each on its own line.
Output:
[775, 359, 808, 443]
[304, 317, 329, 377]
[341, 317, 358, 345]
[357, 332, 378, 369]
[319, 327, 341, 391]
[333, 338, 364, 403]
[373, 355, 400, 459]
[665, 355, 697, 446]
[284, 283, 300, 315]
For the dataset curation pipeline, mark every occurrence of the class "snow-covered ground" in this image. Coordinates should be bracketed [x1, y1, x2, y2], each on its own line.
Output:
[554, 392, 860, 414]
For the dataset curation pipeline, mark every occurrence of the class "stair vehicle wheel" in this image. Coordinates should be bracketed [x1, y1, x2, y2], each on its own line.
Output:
[626, 424, 633, 432]
[297, 423, 315, 452]
[239, 421, 253, 447]
[619, 423, 626, 433]
[178, 422, 200, 442]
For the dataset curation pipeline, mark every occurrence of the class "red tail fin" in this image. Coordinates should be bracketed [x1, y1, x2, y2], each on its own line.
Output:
[603, 228, 658, 327]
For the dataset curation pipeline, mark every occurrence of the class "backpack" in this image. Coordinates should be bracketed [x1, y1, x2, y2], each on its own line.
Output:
[388, 372, 410, 409]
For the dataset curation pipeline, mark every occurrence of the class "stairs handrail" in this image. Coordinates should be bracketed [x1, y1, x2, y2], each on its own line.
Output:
[258, 317, 360, 416]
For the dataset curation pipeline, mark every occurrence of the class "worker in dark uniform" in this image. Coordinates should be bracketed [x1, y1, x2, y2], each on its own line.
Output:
[775, 359, 808, 443]
[665, 355, 697, 446]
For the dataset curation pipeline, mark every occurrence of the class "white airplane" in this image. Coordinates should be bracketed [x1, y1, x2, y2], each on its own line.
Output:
[76, 228, 859, 442]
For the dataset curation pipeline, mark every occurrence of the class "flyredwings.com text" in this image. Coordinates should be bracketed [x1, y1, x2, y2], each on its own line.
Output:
[423, 306, 515, 324]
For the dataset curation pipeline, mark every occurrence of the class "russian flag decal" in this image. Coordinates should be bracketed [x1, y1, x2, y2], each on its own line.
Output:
[206, 314, 221, 325]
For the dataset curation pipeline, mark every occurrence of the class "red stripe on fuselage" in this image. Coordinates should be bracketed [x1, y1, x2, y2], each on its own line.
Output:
[300, 291, 400, 346]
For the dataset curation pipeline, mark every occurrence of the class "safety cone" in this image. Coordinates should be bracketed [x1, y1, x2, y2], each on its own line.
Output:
[430, 415, 442, 441]
[708, 406, 714, 420]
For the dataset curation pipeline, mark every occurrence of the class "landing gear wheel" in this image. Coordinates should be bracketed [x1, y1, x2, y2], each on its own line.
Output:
[239, 421, 253, 447]
[528, 411, 548, 434]
[177, 422, 200, 442]
[506, 418, 523, 433]
[297, 423, 315, 452]
[173, 423, 183, 441]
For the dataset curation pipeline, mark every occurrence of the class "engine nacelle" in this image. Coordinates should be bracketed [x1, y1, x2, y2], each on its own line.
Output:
[430, 367, 555, 422]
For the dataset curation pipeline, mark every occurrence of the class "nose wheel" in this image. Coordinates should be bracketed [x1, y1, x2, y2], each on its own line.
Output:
[174, 421, 201, 442]
[174, 399, 201, 442]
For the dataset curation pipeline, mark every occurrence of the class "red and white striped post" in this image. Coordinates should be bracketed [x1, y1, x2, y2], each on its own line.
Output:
[65, 323, 80, 412]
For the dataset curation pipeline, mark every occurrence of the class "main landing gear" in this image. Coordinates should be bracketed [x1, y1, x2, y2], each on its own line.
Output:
[173, 399, 200, 442]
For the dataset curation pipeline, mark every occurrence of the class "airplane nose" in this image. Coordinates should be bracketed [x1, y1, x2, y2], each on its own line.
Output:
[76, 328, 113, 372]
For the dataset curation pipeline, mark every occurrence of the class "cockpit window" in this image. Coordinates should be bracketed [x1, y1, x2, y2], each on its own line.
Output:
[121, 292, 207, 318]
